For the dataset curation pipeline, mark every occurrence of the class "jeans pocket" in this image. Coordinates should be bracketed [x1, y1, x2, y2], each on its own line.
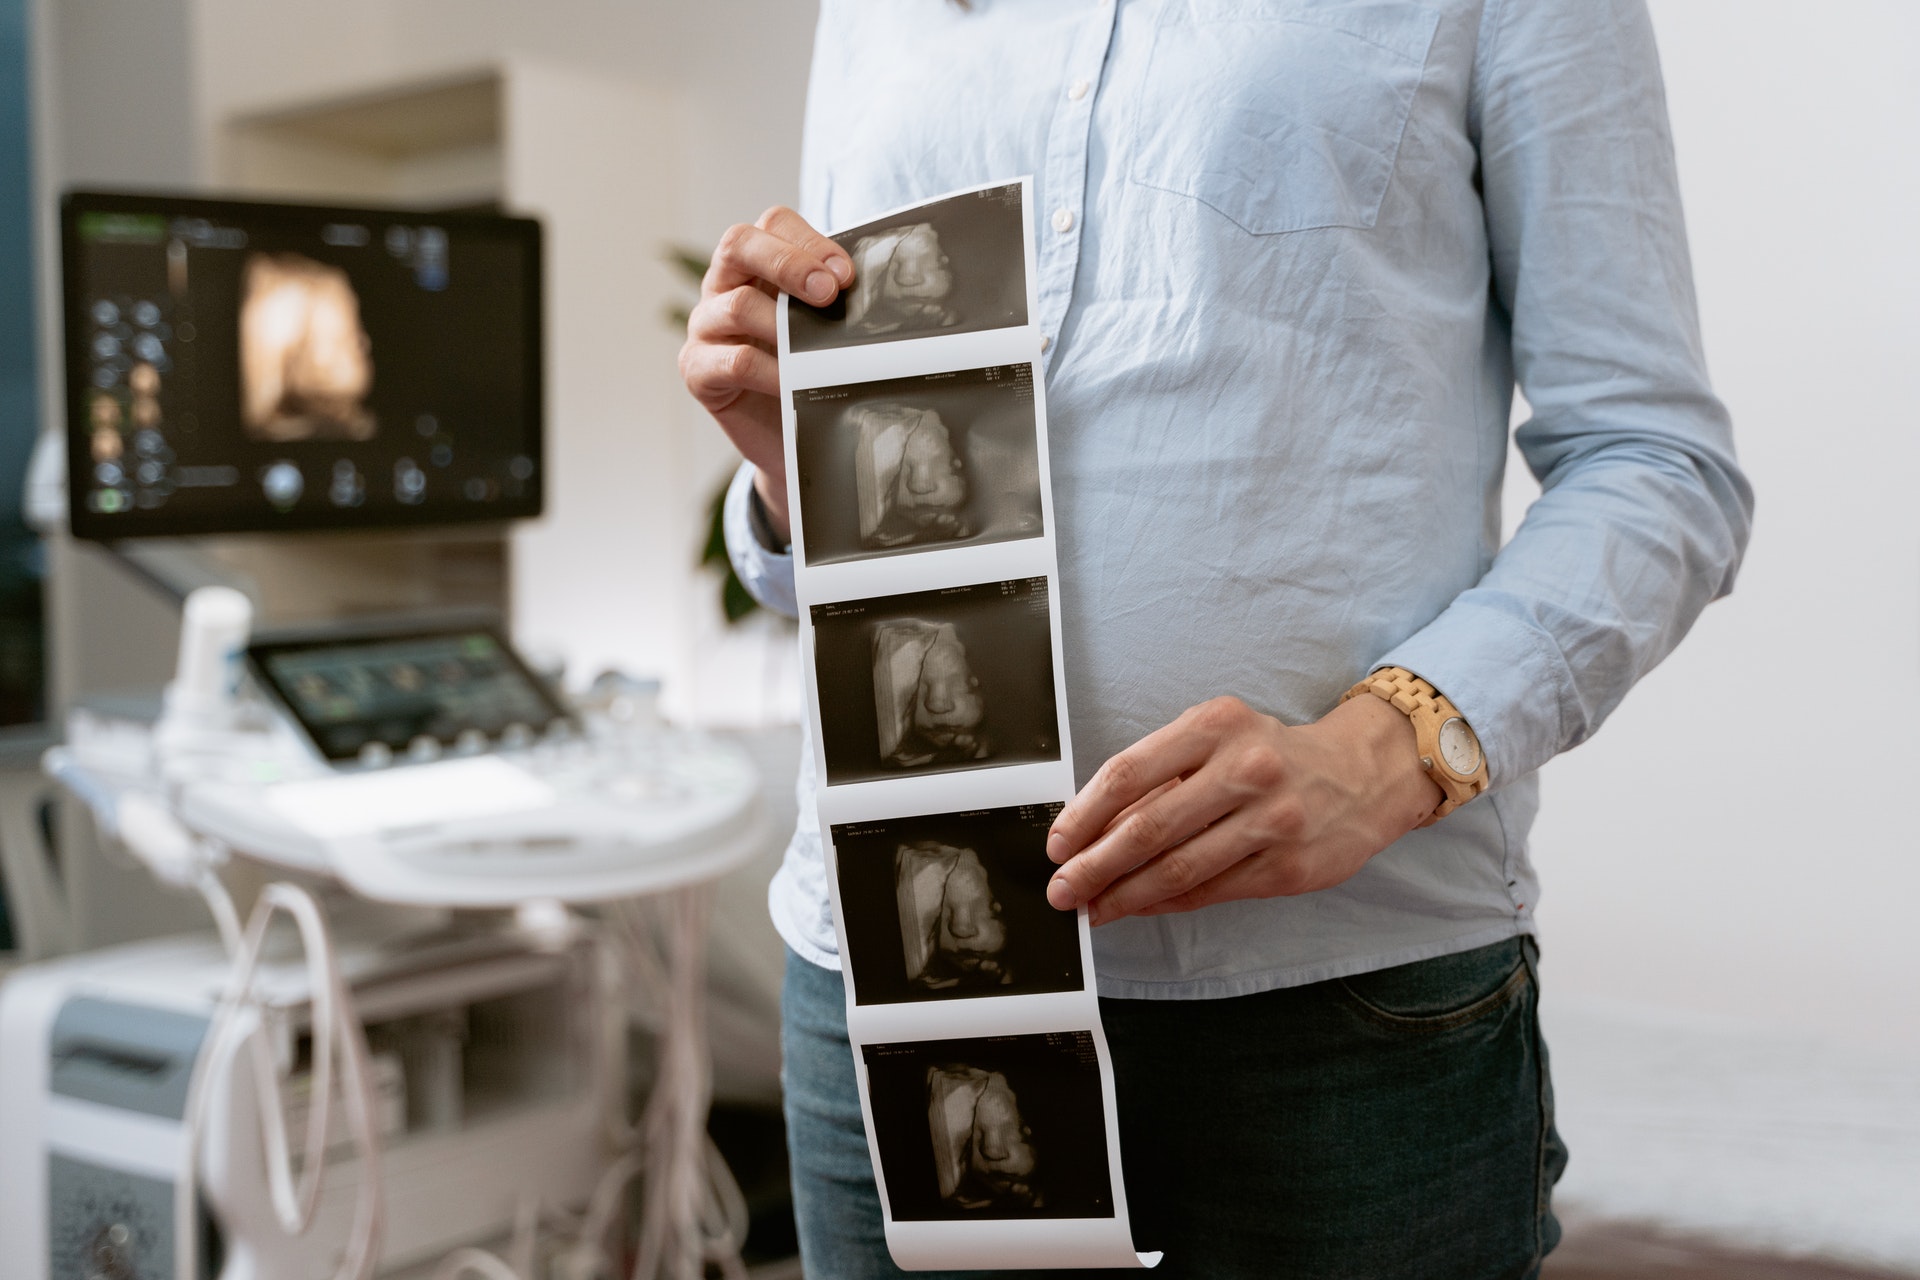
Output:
[1336, 937, 1530, 1033]
[1128, 0, 1440, 235]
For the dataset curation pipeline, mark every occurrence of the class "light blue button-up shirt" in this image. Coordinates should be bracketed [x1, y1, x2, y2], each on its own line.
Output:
[726, 0, 1752, 998]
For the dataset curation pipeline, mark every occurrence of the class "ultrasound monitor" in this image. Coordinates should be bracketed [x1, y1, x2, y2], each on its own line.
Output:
[62, 191, 542, 539]
[247, 625, 571, 763]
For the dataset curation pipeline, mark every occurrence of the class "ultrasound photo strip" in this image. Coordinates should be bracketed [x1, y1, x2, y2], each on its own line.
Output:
[777, 177, 1161, 1271]
[833, 803, 1084, 1007]
[787, 182, 1028, 355]
[793, 364, 1045, 568]
[809, 576, 1060, 787]
[862, 1031, 1113, 1223]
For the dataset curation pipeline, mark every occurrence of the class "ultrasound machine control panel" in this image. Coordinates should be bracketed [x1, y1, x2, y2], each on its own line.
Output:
[55, 616, 764, 908]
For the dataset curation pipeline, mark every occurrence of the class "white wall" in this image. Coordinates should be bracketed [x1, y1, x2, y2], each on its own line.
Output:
[30, 0, 202, 711]
[186, 0, 820, 240]
[498, 63, 689, 687]
[178, 0, 821, 701]
[1518, 0, 1920, 1052]
[33, 1, 821, 710]
[42, 0, 198, 186]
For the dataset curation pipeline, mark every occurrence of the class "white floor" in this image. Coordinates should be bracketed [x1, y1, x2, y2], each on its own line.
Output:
[1544, 997, 1920, 1274]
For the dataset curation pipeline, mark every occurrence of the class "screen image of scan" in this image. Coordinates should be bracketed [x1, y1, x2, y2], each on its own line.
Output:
[812, 578, 1058, 786]
[873, 620, 988, 768]
[832, 804, 1083, 1006]
[845, 223, 957, 337]
[239, 252, 376, 442]
[898, 843, 1006, 989]
[787, 184, 1027, 354]
[857, 406, 970, 546]
[793, 365, 1044, 566]
[928, 1067, 1038, 1210]
[862, 1032, 1112, 1222]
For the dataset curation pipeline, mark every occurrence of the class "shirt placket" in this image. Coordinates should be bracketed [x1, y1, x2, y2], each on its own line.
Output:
[1036, 0, 1121, 374]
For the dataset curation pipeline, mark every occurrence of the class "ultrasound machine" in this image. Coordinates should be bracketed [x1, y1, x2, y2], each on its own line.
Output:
[0, 192, 766, 1280]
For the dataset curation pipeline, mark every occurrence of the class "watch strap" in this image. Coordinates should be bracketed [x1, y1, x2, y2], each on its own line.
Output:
[1342, 667, 1489, 827]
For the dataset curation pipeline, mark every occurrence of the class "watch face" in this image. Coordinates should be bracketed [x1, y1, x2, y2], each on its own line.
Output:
[1438, 717, 1482, 777]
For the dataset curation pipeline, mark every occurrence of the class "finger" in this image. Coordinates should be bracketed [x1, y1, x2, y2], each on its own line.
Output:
[1045, 765, 1238, 910]
[687, 285, 778, 348]
[706, 214, 847, 306]
[1047, 714, 1219, 863]
[1082, 777, 1181, 851]
[679, 339, 780, 411]
[1129, 866, 1264, 917]
[1042, 778, 1179, 871]
[1125, 844, 1322, 919]
[1086, 816, 1269, 925]
[757, 206, 855, 287]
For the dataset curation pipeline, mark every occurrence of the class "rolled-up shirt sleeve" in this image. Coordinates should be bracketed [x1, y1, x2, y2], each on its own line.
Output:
[722, 462, 798, 619]
[1375, 0, 1755, 788]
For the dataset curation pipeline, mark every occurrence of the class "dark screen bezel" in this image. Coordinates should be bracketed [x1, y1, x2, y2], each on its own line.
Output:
[245, 623, 573, 763]
[62, 189, 545, 541]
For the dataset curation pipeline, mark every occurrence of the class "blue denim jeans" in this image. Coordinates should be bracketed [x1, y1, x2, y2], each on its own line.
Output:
[780, 936, 1565, 1278]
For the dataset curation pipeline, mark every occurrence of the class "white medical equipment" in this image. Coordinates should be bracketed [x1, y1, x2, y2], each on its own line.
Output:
[5, 587, 769, 1280]
[0, 927, 617, 1279]
[51, 592, 765, 909]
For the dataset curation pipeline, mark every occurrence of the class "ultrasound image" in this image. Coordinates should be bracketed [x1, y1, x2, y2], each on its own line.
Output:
[793, 365, 1043, 566]
[788, 184, 1028, 354]
[834, 803, 1083, 1006]
[811, 578, 1058, 786]
[863, 1032, 1113, 1221]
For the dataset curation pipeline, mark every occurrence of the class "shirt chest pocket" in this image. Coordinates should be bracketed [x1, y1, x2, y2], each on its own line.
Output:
[1128, 0, 1441, 235]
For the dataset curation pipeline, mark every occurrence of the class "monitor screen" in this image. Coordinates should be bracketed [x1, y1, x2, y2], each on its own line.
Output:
[247, 626, 570, 763]
[62, 191, 542, 539]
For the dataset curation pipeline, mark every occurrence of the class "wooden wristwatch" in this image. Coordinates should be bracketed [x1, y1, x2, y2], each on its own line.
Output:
[1342, 667, 1489, 827]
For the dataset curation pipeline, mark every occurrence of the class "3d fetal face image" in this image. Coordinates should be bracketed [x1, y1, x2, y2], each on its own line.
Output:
[928, 1066, 1040, 1211]
[239, 252, 376, 442]
[854, 404, 972, 549]
[844, 223, 957, 337]
[873, 621, 988, 768]
[896, 841, 1010, 990]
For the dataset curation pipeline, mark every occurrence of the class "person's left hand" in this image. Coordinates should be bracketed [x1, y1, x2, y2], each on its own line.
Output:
[1044, 694, 1447, 924]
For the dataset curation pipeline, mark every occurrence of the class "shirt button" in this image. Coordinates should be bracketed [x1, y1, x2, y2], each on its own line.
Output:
[1041, 335, 1053, 353]
[1052, 208, 1074, 233]
[1068, 79, 1090, 101]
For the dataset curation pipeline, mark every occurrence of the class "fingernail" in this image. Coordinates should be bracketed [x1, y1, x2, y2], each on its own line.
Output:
[1087, 904, 1105, 926]
[804, 270, 835, 303]
[829, 255, 854, 285]
[1046, 877, 1077, 911]
[1046, 833, 1069, 863]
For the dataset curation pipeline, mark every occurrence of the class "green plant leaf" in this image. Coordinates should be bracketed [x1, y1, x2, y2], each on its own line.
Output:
[664, 247, 711, 283]
[702, 481, 730, 568]
[700, 473, 761, 626]
[722, 572, 758, 624]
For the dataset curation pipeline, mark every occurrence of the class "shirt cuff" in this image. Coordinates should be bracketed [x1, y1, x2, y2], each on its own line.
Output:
[723, 462, 798, 618]
[1372, 596, 1575, 791]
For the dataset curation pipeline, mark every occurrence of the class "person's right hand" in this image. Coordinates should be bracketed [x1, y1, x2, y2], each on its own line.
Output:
[679, 206, 853, 543]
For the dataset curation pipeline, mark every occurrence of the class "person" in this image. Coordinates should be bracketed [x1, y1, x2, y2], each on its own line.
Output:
[679, 1, 1753, 1276]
